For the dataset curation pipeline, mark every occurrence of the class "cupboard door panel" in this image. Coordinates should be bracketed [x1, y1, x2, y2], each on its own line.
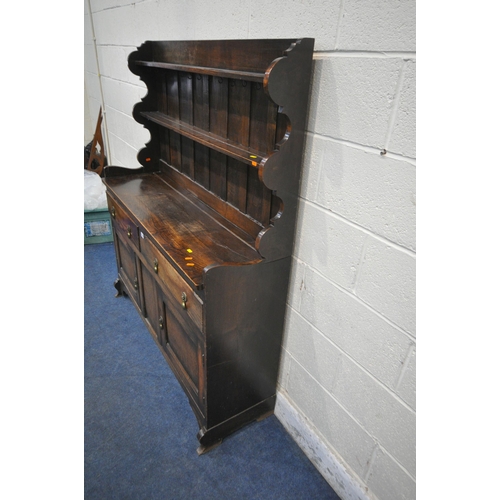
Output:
[115, 233, 140, 304]
[165, 308, 199, 390]
[158, 283, 205, 410]
[141, 263, 160, 340]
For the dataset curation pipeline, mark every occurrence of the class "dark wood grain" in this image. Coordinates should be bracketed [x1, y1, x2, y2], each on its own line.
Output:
[193, 74, 210, 188]
[246, 81, 276, 223]
[209, 77, 228, 199]
[105, 173, 262, 289]
[166, 71, 182, 170]
[146, 39, 299, 73]
[141, 111, 265, 166]
[227, 79, 251, 212]
[135, 60, 265, 82]
[107, 39, 315, 453]
[179, 72, 195, 179]
[158, 165, 263, 242]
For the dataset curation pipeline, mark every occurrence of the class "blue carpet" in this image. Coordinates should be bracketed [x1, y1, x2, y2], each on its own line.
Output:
[85, 242, 340, 499]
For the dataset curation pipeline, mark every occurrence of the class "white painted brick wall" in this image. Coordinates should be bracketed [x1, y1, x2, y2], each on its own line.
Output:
[248, 0, 342, 51]
[289, 269, 413, 390]
[308, 137, 416, 251]
[284, 305, 415, 459]
[336, 0, 416, 51]
[308, 57, 404, 148]
[84, 1, 416, 498]
[367, 447, 416, 500]
[294, 200, 366, 289]
[286, 357, 378, 480]
[355, 237, 416, 335]
[388, 60, 416, 158]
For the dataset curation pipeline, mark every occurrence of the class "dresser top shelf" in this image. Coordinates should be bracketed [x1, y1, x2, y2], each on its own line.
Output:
[134, 60, 265, 82]
[105, 172, 262, 289]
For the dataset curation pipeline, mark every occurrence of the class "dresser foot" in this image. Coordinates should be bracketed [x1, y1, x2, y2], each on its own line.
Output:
[195, 396, 276, 454]
[114, 278, 124, 297]
[196, 439, 222, 456]
[256, 409, 274, 422]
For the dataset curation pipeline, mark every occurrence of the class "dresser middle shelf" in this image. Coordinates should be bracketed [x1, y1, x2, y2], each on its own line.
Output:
[139, 111, 268, 167]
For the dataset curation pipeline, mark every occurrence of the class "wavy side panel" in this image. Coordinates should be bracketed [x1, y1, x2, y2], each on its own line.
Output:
[256, 38, 315, 261]
[129, 43, 161, 172]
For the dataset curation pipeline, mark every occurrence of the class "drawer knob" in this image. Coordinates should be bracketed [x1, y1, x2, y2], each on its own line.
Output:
[181, 292, 187, 309]
[111, 207, 115, 218]
[127, 226, 132, 238]
[153, 258, 159, 273]
[159, 316, 164, 330]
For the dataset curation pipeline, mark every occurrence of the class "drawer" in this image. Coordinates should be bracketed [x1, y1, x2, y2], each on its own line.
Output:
[108, 196, 140, 248]
[140, 233, 203, 331]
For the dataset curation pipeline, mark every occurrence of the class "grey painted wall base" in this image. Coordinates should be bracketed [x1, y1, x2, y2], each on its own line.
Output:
[275, 391, 376, 500]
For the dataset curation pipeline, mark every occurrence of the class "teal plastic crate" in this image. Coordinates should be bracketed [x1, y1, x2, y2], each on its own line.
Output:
[84, 208, 113, 244]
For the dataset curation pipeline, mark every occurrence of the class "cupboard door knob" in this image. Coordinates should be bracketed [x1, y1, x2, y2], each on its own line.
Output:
[111, 207, 115, 218]
[159, 316, 164, 330]
[153, 258, 159, 273]
[134, 277, 138, 290]
[181, 292, 187, 309]
[127, 226, 132, 238]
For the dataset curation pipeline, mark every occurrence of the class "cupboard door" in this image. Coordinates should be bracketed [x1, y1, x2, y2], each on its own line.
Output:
[141, 263, 161, 341]
[114, 231, 140, 305]
[159, 286, 205, 411]
[156, 290, 168, 350]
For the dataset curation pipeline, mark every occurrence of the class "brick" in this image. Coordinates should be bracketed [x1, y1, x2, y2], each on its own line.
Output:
[285, 258, 306, 312]
[299, 267, 412, 388]
[367, 447, 416, 500]
[84, 72, 101, 103]
[84, 45, 98, 76]
[187, 0, 250, 40]
[105, 107, 150, 154]
[276, 348, 292, 391]
[286, 305, 415, 475]
[326, 349, 416, 475]
[101, 77, 145, 117]
[86, 97, 104, 132]
[248, 0, 341, 51]
[275, 392, 370, 500]
[285, 308, 342, 391]
[337, 0, 416, 52]
[84, 13, 94, 46]
[97, 45, 146, 86]
[92, 2, 159, 46]
[294, 200, 366, 290]
[299, 132, 323, 203]
[314, 137, 416, 251]
[396, 345, 416, 411]
[355, 237, 416, 335]
[107, 132, 142, 169]
[91, 0, 132, 10]
[287, 358, 376, 480]
[308, 57, 403, 148]
[85, 88, 94, 144]
[389, 60, 416, 158]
